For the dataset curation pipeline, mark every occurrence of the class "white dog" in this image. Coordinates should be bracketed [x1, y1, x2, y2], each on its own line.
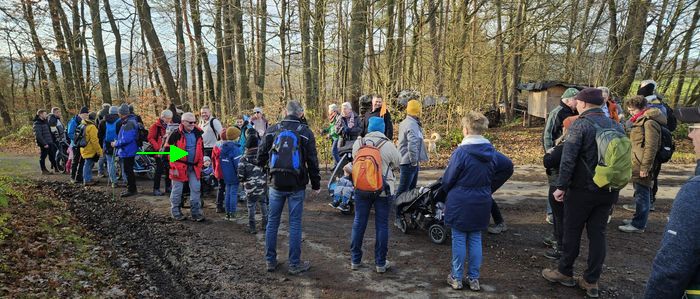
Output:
[424, 133, 441, 154]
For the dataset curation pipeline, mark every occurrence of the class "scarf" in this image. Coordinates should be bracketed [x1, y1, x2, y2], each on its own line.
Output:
[338, 111, 356, 129]
[328, 111, 338, 122]
[630, 108, 648, 123]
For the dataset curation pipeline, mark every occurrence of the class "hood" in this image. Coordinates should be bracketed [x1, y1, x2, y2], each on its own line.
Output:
[105, 114, 120, 123]
[365, 131, 389, 140]
[642, 107, 668, 126]
[459, 136, 494, 162]
[81, 119, 95, 126]
[220, 141, 240, 155]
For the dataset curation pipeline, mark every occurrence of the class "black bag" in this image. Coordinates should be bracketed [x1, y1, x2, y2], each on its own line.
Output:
[643, 119, 675, 164]
[74, 125, 87, 148]
[137, 122, 149, 145]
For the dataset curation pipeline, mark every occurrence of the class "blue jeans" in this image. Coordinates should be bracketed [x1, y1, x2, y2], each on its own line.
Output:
[169, 168, 203, 218]
[333, 194, 351, 206]
[83, 157, 95, 183]
[396, 164, 419, 196]
[331, 139, 340, 164]
[451, 228, 482, 281]
[695, 159, 700, 176]
[351, 193, 390, 267]
[97, 155, 106, 175]
[225, 184, 239, 213]
[631, 182, 651, 229]
[266, 188, 305, 267]
[105, 154, 117, 184]
[546, 200, 553, 215]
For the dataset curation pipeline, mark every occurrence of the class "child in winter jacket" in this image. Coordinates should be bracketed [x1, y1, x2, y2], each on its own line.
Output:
[330, 164, 354, 212]
[237, 129, 268, 234]
[212, 127, 242, 220]
[201, 156, 215, 195]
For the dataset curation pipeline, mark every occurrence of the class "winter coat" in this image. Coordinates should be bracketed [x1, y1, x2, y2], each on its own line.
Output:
[334, 176, 354, 200]
[647, 97, 677, 132]
[147, 119, 168, 151]
[33, 116, 54, 147]
[66, 115, 82, 145]
[361, 108, 394, 140]
[211, 141, 225, 180]
[398, 115, 429, 165]
[323, 113, 340, 141]
[630, 108, 667, 187]
[48, 114, 65, 141]
[543, 141, 565, 186]
[335, 113, 362, 154]
[441, 136, 500, 232]
[218, 141, 241, 185]
[351, 131, 401, 196]
[257, 115, 322, 192]
[98, 114, 122, 155]
[80, 119, 102, 159]
[238, 150, 266, 196]
[114, 115, 140, 158]
[199, 117, 223, 149]
[543, 102, 576, 151]
[167, 125, 204, 182]
[251, 117, 268, 139]
[556, 108, 624, 192]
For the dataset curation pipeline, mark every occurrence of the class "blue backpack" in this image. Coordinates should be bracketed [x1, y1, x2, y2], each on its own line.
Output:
[104, 119, 120, 147]
[269, 123, 303, 188]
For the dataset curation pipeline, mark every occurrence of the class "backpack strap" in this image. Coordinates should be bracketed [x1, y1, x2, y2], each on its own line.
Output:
[209, 117, 220, 140]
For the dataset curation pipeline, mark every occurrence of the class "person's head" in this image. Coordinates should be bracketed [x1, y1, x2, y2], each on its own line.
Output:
[225, 126, 241, 141]
[461, 111, 489, 137]
[328, 104, 339, 117]
[235, 118, 244, 127]
[102, 103, 110, 111]
[118, 103, 130, 118]
[160, 109, 173, 124]
[371, 95, 383, 110]
[200, 106, 211, 121]
[203, 156, 211, 168]
[109, 106, 119, 115]
[575, 88, 604, 113]
[252, 107, 263, 119]
[128, 104, 135, 115]
[367, 116, 385, 134]
[343, 163, 352, 177]
[286, 100, 305, 118]
[88, 112, 96, 121]
[406, 100, 422, 117]
[637, 79, 657, 97]
[36, 109, 47, 120]
[79, 106, 89, 120]
[626, 95, 648, 116]
[341, 102, 353, 117]
[51, 107, 61, 117]
[597, 86, 611, 103]
[181, 112, 197, 132]
[561, 88, 579, 110]
[245, 129, 259, 149]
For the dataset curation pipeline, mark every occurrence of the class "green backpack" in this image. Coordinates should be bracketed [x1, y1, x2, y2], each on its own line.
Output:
[582, 117, 632, 191]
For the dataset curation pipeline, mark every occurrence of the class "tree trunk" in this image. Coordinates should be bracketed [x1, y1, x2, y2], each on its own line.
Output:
[427, 0, 443, 94]
[384, 0, 396, 96]
[653, 0, 684, 78]
[407, 0, 420, 85]
[68, 0, 88, 106]
[312, 0, 325, 104]
[0, 90, 12, 127]
[299, 0, 314, 108]
[88, 0, 113, 104]
[643, 0, 669, 79]
[509, 0, 526, 117]
[127, 15, 136, 97]
[48, 0, 77, 104]
[617, 0, 651, 96]
[141, 27, 166, 98]
[347, 0, 368, 109]
[279, 0, 290, 100]
[103, 0, 125, 100]
[672, 0, 699, 106]
[254, 0, 267, 106]
[174, 0, 189, 110]
[190, 0, 216, 107]
[81, 0, 92, 100]
[496, 0, 509, 120]
[136, 0, 181, 106]
[395, 0, 406, 93]
[232, 0, 252, 111]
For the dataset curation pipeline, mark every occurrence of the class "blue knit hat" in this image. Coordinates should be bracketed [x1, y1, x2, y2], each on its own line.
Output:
[368, 116, 385, 133]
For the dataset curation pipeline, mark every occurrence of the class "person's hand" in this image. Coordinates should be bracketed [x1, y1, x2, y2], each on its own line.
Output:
[553, 189, 566, 202]
[111, 141, 116, 147]
[43, 144, 49, 149]
[640, 170, 648, 178]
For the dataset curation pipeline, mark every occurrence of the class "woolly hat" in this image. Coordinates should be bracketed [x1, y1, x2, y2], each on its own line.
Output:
[79, 106, 89, 114]
[118, 103, 130, 115]
[576, 88, 604, 106]
[561, 88, 579, 100]
[109, 106, 119, 115]
[368, 116, 385, 134]
[224, 126, 240, 141]
[203, 156, 211, 163]
[562, 115, 579, 129]
[245, 129, 259, 149]
[253, 107, 263, 114]
[637, 80, 657, 97]
[406, 100, 422, 116]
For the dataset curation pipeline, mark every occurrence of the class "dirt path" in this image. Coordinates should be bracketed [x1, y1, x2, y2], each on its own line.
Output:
[1, 152, 695, 298]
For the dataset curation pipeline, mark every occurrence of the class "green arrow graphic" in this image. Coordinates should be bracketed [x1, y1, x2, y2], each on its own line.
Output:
[137, 145, 188, 162]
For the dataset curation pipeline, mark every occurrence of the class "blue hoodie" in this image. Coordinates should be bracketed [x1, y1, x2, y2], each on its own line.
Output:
[442, 136, 497, 232]
[219, 141, 242, 185]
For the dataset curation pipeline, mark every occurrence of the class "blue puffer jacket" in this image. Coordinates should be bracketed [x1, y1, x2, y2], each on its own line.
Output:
[66, 115, 82, 145]
[442, 136, 499, 232]
[114, 115, 139, 158]
[220, 141, 242, 185]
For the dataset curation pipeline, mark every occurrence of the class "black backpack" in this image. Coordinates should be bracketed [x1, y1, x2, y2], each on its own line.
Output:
[137, 122, 148, 145]
[74, 124, 87, 148]
[643, 119, 675, 164]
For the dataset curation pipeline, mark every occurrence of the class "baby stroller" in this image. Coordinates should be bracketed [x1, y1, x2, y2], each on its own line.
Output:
[394, 178, 449, 244]
[115, 143, 157, 180]
[326, 141, 356, 215]
[54, 138, 70, 173]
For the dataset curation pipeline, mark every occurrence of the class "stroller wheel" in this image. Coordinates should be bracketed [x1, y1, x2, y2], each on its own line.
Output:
[397, 218, 408, 234]
[428, 224, 448, 244]
[146, 166, 156, 180]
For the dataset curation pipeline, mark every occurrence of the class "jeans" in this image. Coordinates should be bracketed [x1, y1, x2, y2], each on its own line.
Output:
[247, 193, 268, 229]
[631, 183, 651, 229]
[451, 228, 482, 281]
[546, 199, 553, 215]
[82, 156, 95, 183]
[558, 187, 617, 284]
[153, 157, 171, 191]
[491, 199, 504, 225]
[119, 159, 127, 183]
[225, 184, 239, 213]
[105, 154, 117, 184]
[169, 168, 203, 218]
[216, 179, 225, 210]
[548, 185, 564, 250]
[266, 188, 305, 267]
[331, 139, 340, 164]
[122, 157, 137, 193]
[97, 155, 106, 175]
[39, 144, 57, 171]
[350, 193, 390, 267]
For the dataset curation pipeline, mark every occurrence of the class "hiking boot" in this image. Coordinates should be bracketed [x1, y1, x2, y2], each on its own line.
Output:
[542, 268, 575, 287]
[83, 181, 97, 186]
[153, 189, 164, 196]
[546, 214, 553, 225]
[192, 215, 205, 222]
[618, 224, 644, 233]
[622, 219, 632, 225]
[173, 215, 187, 221]
[576, 277, 600, 298]
[288, 261, 311, 275]
[120, 191, 136, 198]
[446, 274, 463, 290]
[350, 262, 363, 271]
[622, 204, 636, 212]
[266, 260, 278, 272]
[543, 235, 557, 247]
[376, 260, 390, 273]
[467, 278, 481, 291]
[248, 226, 257, 234]
[487, 223, 508, 234]
[216, 206, 225, 213]
[41, 170, 52, 175]
[329, 201, 339, 208]
[544, 249, 562, 260]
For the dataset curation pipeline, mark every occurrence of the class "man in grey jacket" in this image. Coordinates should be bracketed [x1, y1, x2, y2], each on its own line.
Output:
[396, 100, 429, 228]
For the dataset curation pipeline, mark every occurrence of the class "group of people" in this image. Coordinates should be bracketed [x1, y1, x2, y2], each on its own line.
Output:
[30, 83, 700, 297]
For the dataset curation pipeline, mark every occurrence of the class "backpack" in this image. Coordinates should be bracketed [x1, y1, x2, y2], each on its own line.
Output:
[269, 123, 303, 189]
[582, 117, 632, 191]
[74, 124, 87, 148]
[642, 119, 675, 164]
[137, 122, 149, 145]
[210, 118, 220, 141]
[104, 120, 119, 147]
[352, 137, 388, 194]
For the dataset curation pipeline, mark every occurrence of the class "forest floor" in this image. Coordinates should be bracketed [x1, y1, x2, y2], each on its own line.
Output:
[0, 150, 696, 298]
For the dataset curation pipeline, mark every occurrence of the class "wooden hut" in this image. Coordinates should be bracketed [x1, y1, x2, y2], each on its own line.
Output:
[517, 81, 588, 125]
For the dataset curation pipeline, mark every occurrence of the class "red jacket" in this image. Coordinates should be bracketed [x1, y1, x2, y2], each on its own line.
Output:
[211, 142, 224, 180]
[168, 125, 204, 182]
[148, 119, 167, 151]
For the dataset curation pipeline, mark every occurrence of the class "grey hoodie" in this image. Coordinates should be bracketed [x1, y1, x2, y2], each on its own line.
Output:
[352, 131, 401, 196]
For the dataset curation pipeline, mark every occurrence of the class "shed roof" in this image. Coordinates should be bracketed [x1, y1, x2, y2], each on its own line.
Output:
[517, 81, 589, 92]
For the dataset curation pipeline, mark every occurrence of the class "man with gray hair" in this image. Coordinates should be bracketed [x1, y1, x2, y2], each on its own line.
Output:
[166, 112, 206, 222]
[257, 100, 321, 275]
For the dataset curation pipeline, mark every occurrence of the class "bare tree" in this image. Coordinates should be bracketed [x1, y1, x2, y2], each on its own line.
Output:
[103, 0, 126, 100]
[346, 0, 368, 109]
[88, 0, 113, 104]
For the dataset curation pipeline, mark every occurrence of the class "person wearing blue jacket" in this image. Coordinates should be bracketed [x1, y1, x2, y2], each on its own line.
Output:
[442, 111, 512, 292]
[68, 107, 87, 182]
[111, 103, 140, 198]
[219, 127, 242, 221]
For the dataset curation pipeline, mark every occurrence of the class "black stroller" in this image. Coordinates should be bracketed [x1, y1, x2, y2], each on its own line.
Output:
[326, 138, 357, 215]
[395, 178, 449, 244]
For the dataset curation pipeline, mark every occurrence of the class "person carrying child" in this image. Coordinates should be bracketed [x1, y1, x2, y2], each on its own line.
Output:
[238, 129, 268, 234]
[330, 164, 354, 212]
[213, 127, 242, 220]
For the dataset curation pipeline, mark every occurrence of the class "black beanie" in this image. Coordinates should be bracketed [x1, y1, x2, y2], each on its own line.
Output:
[576, 88, 604, 105]
[637, 84, 655, 97]
[245, 129, 259, 149]
[79, 106, 89, 114]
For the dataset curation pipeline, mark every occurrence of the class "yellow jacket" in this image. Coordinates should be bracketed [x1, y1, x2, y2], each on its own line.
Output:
[80, 120, 103, 158]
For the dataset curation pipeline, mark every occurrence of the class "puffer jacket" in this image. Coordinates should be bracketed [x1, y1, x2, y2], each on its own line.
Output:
[351, 131, 401, 196]
[441, 136, 496, 232]
[114, 115, 139, 158]
[219, 141, 241, 185]
[398, 115, 429, 165]
[167, 125, 204, 182]
[98, 114, 121, 155]
[33, 115, 54, 147]
[630, 108, 667, 187]
[211, 141, 225, 180]
[237, 149, 266, 196]
[147, 119, 167, 151]
[361, 108, 394, 140]
[80, 119, 102, 159]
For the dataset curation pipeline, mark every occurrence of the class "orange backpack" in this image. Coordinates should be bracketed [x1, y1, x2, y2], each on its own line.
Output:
[352, 138, 388, 194]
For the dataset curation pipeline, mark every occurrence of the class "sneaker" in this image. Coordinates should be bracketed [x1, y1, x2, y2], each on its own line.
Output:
[650, 203, 655, 212]
[607, 215, 612, 224]
[329, 201, 339, 208]
[543, 235, 556, 247]
[288, 261, 311, 275]
[576, 277, 600, 298]
[223, 213, 235, 221]
[350, 262, 362, 271]
[446, 274, 463, 290]
[622, 219, 632, 225]
[338, 204, 350, 213]
[618, 223, 644, 233]
[542, 268, 575, 287]
[622, 204, 636, 212]
[266, 260, 278, 272]
[173, 215, 187, 221]
[83, 181, 97, 186]
[153, 189, 164, 196]
[216, 206, 225, 213]
[376, 260, 390, 273]
[487, 223, 508, 234]
[543, 249, 561, 260]
[467, 278, 481, 291]
[192, 215, 205, 222]
[546, 214, 554, 225]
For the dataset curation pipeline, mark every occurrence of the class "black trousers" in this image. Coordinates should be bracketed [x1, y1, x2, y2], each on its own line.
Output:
[122, 157, 137, 193]
[71, 146, 83, 182]
[39, 144, 57, 171]
[153, 157, 171, 191]
[491, 199, 504, 225]
[558, 187, 617, 283]
[216, 178, 225, 209]
[548, 185, 565, 251]
[651, 161, 662, 205]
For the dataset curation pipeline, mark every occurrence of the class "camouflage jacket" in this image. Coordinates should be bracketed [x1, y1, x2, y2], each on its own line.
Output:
[237, 154, 266, 196]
